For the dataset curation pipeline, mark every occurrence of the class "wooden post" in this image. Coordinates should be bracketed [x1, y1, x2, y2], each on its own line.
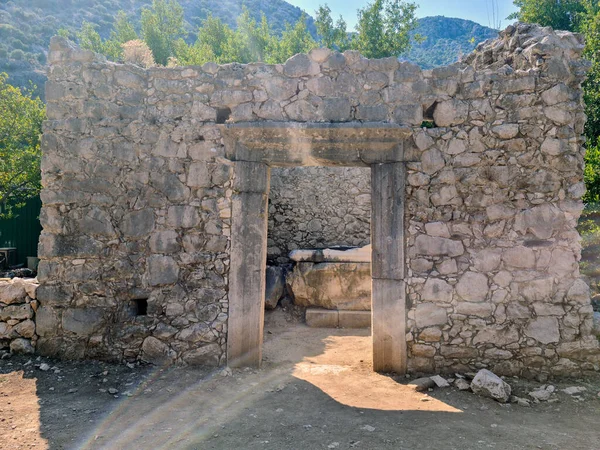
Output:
[227, 161, 270, 368]
[371, 162, 407, 374]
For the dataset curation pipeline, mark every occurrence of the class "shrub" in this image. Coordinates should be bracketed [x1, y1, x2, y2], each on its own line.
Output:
[122, 40, 155, 68]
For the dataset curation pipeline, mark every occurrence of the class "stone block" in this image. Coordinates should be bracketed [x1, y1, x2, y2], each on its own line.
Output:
[455, 272, 489, 302]
[338, 310, 371, 329]
[62, 308, 104, 336]
[306, 308, 339, 328]
[0, 281, 27, 305]
[288, 262, 371, 311]
[415, 303, 447, 328]
[146, 255, 179, 286]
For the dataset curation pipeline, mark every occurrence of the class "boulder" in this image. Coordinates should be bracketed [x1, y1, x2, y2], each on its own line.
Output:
[265, 266, 285, 310]
[141, 336, 176, 365]
[470, 369, 511, 403]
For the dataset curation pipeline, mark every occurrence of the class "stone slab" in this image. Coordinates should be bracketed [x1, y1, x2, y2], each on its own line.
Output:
[306, 308, 339, 328]
[338, 310, 371, 329]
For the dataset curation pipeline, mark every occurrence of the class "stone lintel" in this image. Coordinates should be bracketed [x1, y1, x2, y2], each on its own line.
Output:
[221, 121, 414, 167]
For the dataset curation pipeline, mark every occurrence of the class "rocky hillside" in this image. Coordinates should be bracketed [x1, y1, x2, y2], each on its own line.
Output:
[0, 1, 496, 95]
[406, 16, 498, 69]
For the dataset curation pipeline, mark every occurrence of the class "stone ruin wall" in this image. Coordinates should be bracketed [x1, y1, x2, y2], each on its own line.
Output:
[268, 166, 371, 264]
[37, 23, 600, 376]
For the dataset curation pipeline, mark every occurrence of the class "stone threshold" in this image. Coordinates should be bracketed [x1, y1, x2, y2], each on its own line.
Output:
[305, 308, 371, 329]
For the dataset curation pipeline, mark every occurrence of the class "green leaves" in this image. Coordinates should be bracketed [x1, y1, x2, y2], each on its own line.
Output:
[353, 0, 418, 59]
[0, 73, 45, 218]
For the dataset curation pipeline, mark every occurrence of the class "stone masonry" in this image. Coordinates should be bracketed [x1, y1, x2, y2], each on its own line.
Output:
[268, 166, 370, 263]
[38, 23, 599, 376]
[0, 278, 38, 355]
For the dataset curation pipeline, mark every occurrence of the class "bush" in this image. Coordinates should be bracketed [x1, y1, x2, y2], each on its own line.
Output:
[9, 50, 24, 61]
[122, 40, 155, 68]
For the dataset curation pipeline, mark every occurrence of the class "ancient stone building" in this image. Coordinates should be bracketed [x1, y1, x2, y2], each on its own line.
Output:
[35, 23, 599, 377]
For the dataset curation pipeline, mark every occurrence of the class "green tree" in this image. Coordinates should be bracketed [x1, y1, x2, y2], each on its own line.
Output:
[315, 5, 351, 51]
[196, 14, 235, 62]
[509, 0, 585, 31]
[0, 74, 45, 218]
[76, 21, 105, 54]
[141, 0, 185, 65]
[268, 14, 318, 63]
[352, 0, 419, 59]
[103, 11, 138, 61]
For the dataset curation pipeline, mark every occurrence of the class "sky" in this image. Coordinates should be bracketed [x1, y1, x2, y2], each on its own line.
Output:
[286, 0, 520, 29]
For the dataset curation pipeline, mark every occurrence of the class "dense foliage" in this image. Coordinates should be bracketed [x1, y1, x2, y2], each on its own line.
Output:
[0, 74, 45, 218]
[0, 0, 315, 94]
[404, 16, 497, 69]
[73, 0, 419, 65]
[0, 0, 497, 94]
[511, 0, 600, 203]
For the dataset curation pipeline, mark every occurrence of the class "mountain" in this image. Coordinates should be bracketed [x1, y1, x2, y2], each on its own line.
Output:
[406, 16, 498, 69]
[0, 1, 496, 96]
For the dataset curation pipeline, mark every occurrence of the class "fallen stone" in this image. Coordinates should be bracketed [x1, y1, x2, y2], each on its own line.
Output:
[265, 266, 285, 310]
[454, 378, 471, 391]
[430, 375, 450, 388]
[108, 388, 118, 395]
[562, 386, 586, 395]
[511, 396, 531, 407]
[39, 363, 50, 371]
[528, 385, 555, 402]
[408, 377, 436, 392]
[470, 369, 511, 403]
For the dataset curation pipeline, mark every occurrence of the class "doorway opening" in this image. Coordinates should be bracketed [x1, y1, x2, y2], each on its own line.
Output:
[221, 122, 411, 374]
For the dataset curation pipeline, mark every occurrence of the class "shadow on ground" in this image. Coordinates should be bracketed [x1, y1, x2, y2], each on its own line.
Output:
[1, 315, 600, 449]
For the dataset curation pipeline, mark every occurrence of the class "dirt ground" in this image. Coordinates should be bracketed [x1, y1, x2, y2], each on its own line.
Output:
[1, 310, 599, 450]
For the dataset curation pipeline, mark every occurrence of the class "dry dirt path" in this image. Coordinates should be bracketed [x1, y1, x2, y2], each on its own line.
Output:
[1, 317, 600, 449]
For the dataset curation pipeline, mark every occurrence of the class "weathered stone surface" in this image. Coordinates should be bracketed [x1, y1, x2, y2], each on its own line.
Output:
[414, 235, 464, 257]
[289, 262, 371, 311]
[62, 308, 103, 336]
[265, 266, 285, 310]
[146, 255, 179, 286]
[422, 278, 453, 303]
[10, 338, 34, 355]
[141, 337, 176, 365]
[415, 303, 447, 328]
[182, 343, 220, 366]
[525, 317, 560, 344]
[0, 281, 27, 305]
[455, 272, 488, 302]
[471, 369, 511, 403]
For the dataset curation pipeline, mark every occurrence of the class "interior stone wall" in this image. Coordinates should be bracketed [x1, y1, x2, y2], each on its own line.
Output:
[268, 167, 371, 263]
[38, 23, 599, 375]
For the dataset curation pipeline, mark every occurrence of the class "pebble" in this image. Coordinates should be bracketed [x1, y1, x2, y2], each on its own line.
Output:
[327, 443, 340, 449]
[361, 425, 376, 432]
[108, 388, 118, 395]
[39, 363, 50, 371]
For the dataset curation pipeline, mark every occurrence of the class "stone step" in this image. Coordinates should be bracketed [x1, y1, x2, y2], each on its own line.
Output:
[305, 308, 371, 329]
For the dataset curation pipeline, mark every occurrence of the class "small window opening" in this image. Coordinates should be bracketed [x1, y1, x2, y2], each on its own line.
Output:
[216, 107, 231, 124]
[132, 298, 148, 316]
